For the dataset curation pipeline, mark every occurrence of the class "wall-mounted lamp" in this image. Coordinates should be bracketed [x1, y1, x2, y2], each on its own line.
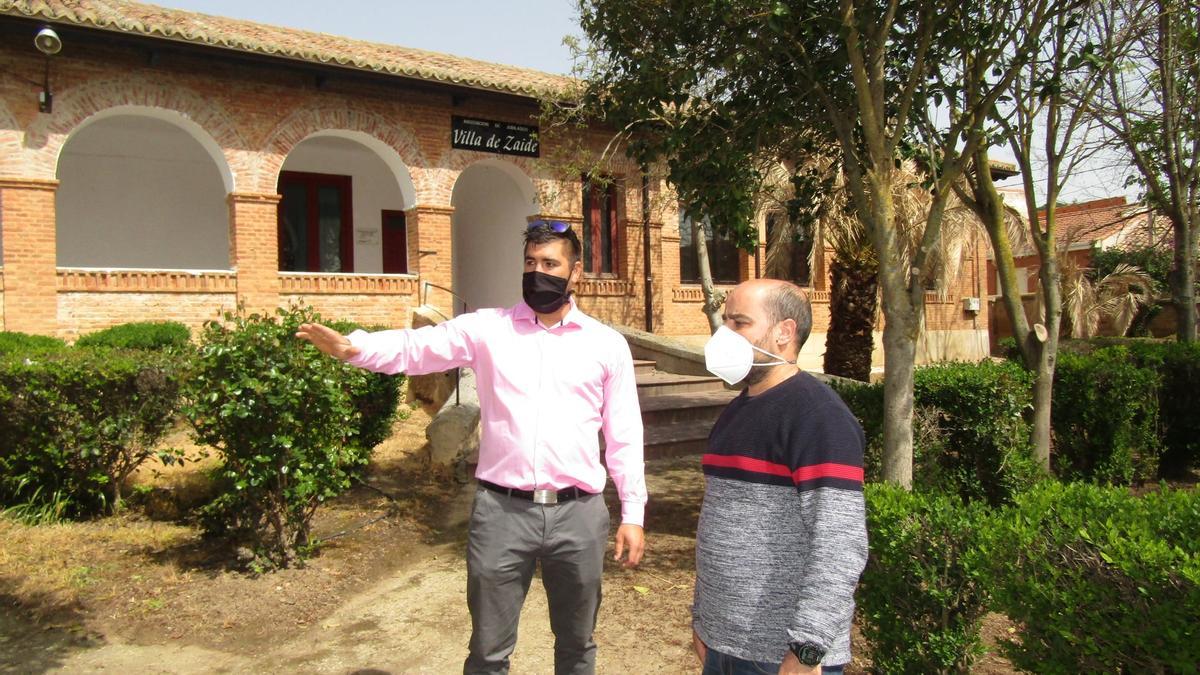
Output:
[34, 26, 62, 113]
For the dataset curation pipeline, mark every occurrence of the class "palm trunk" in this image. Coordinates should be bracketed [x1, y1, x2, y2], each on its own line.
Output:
[824, 257, 878, 381]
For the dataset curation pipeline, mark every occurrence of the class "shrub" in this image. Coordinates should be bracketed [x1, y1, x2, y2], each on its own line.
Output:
[1052, 346, 1161, 484]
[830, 380, 884, 482]
[326, 320, 405, 458]
[859, 484, 994, 673]
[0, 331, 66, 355]
[75, 321, 191, 351]
[986, 482, 1200, 673]
[0, 348, 183, 518]
[182, 306, 398, 567]
[913, 361, 1039, 506]
[1125, 340, 1200, 479]
[834, 361, 1038, 505]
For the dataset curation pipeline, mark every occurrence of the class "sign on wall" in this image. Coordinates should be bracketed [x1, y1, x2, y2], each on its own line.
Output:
[451, 116, 539, 158]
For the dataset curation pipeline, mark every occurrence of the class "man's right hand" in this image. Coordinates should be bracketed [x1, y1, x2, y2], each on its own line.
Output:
[692, 629, 707, 665]
[296, 322, 361, 361]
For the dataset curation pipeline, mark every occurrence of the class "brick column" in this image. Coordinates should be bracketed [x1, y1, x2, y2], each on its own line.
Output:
[1, 178, 59, 335]
[406, 204, 455, 314]
[228, 192, 282, 315]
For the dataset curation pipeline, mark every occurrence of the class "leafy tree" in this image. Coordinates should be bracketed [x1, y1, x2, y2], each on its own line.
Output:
[1089, 0, 1199, 342]
[576, 0, 1051, 485]
[945, 0, 1104, 470]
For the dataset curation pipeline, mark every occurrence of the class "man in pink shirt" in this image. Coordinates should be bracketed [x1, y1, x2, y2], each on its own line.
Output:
[297, 221, 647, 674]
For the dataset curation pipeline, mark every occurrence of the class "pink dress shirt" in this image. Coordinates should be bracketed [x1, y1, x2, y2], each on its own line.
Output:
[346, 300, 647, 526]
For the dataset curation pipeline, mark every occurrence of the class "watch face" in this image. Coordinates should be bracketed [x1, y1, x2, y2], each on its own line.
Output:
[795, 642, 825, 666]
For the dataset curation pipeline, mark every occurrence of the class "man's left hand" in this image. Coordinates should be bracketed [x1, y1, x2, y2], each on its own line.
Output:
[613, 523, 644, 567]
[779, 650, 820, 675]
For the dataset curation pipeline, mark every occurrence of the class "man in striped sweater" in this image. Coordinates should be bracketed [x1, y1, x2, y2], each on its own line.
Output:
[692, 279, 868, 675]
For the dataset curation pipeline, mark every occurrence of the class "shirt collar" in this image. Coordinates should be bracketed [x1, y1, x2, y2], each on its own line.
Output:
[515, 297, 584, 329]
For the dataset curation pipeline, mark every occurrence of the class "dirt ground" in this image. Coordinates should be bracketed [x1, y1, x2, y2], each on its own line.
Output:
[0, 409, 1016, 674]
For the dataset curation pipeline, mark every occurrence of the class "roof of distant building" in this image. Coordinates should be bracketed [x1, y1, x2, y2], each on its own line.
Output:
[0, 0, 574, 98]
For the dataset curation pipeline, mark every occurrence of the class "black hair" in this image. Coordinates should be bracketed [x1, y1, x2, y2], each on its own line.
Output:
[523, 223, 582, 265]
[765, 284, 813, 351]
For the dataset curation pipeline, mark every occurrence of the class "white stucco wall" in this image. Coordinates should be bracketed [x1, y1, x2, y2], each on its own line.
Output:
[451, 162, 537, 313]
[55, 115, 230, 269]
[280, 135, 408, 275]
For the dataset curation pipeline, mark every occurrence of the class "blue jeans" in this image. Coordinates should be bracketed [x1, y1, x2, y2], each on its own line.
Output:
[701, 648, 845, 675]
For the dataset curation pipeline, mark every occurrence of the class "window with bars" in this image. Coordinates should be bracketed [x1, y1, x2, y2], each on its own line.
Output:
[582, 178, 619, 274]
[679, 211, 740, 284]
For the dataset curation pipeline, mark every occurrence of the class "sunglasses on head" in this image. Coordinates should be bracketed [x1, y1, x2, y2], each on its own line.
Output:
[527, 219, 572, 233]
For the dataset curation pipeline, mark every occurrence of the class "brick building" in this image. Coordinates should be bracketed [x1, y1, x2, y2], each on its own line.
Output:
[0, 0, 990, 367]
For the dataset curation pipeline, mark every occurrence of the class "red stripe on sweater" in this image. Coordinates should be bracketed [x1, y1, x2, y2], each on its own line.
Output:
[703, 454, 863, 483]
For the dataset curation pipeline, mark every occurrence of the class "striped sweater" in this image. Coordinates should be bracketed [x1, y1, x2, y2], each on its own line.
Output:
[692, 372, 868, 666]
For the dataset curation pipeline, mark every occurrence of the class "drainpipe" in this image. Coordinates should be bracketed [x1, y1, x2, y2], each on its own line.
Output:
[642, 165, 654, 333]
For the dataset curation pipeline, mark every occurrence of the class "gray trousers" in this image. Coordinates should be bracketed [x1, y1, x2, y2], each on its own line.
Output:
[463, 486, 610, 675]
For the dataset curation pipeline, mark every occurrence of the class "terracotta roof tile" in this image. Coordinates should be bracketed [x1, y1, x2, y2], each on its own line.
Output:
[0, 0, 574, 98]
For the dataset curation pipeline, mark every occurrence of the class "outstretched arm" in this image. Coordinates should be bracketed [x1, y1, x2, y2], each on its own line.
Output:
[296, 322, 361, 361]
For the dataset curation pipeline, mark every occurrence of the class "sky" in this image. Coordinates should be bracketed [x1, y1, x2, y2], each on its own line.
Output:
[158, 0, 1132, 206]
[158, 0, 585, 74]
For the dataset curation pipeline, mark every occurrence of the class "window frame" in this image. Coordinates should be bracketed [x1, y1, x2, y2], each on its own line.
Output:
[277, 170, 354, 273]
[581, 177, 621, 276]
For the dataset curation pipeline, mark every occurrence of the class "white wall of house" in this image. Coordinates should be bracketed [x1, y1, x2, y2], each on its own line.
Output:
[280, 134, 409, 275]
[55, 114, 230, 269]
[451, 160, 537, 313]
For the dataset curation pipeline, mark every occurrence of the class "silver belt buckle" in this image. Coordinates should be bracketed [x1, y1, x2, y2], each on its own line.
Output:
[532, 489, 558, 505]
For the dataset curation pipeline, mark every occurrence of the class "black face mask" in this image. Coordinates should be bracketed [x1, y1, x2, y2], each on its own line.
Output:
[522, 270, 571, 314]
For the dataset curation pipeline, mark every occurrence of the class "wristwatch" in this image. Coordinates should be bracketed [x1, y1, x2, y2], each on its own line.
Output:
[789, 641, 826, 667]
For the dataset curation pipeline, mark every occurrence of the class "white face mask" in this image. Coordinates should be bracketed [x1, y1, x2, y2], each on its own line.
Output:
[703, 325, 791, 386]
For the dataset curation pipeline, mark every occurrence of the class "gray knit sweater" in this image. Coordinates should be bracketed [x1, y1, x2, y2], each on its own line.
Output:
[692, 373, 868, 666]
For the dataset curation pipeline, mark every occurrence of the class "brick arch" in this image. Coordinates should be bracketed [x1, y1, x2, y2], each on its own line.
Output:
[22, 75, 246, 188]
[257, 106, 428, 196]
[431, 149, 541, 208]
[0, 98, 23, 179]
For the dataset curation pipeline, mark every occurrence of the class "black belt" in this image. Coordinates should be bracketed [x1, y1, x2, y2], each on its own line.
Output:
[479, 479, 593, 505]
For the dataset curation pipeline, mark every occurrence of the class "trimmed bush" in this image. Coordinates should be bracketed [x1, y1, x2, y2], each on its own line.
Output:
[835, 361, 1038, 505]
[913, 361, 1039, 506]
[1125, 340, 1200, 479]
[859, 484, 994, 673]
[986, 482, 1200, 673]
[182, 306, 399, 568]
[1052, 346, 1161, 484]
[75, 321, 191, 351]
[0, 331, 66, 355]
[0, 348, 183, 518]
[830, 379, 884, 482]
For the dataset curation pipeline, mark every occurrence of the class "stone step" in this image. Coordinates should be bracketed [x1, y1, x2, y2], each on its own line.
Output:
[638, 389, 738, 426]
[643, 420, 714, 459]
[632, 359, 657, 375]
[635, 370, 727, 396]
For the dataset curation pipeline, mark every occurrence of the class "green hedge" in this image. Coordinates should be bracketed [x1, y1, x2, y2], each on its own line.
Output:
[859, 484, 994, 673]
[0, 331, 66, 355]
[835, 361, 1038, 505]
[182, 306, 403, 568]
[75, 321, 191, 351]
[0, 347, 183, 519]
[1125, 341, 1200, 478]
[1052, 347, 1161, 484]
[913, 361, 1040, 506]
[986, 482, 1200, 673]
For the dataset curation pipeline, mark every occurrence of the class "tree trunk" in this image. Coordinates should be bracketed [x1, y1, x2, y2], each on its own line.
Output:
[870, 183, 916, 489]
[1171, 217, 1197, 342]
[693, 217, 724, 333]
[824, 257, 878, 381]
[879, 287, 917, 489]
